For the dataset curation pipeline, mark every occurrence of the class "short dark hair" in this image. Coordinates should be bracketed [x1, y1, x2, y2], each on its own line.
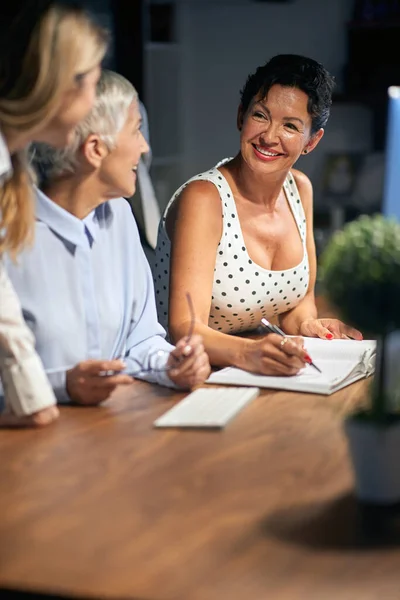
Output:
[239, 54, 335, 134]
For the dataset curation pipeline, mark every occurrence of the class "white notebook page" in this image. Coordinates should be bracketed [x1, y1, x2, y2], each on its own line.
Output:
[207, 338, 376, 394]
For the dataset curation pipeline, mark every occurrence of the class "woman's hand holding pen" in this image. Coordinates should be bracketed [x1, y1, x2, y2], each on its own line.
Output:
[299, 318, 363, 340]
[166, 294, 211, 390]
[66, 359, 134, 405]
[167, 334, 211, 390]
[242, 335, 308, 376]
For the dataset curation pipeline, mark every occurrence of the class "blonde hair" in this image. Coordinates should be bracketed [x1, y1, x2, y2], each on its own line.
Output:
[0, 3, 108, 258]
[33, 70, 137, 181]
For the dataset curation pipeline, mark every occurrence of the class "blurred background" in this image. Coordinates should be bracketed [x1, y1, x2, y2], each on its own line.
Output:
[84, 0, 400, 258]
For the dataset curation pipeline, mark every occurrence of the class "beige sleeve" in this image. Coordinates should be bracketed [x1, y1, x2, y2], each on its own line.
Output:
[0, 261, 56, 416]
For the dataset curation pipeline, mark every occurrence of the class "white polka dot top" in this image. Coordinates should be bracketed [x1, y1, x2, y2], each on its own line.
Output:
[154, 158, 309, 335]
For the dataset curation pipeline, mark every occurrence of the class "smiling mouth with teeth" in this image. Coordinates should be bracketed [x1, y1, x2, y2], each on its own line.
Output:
[253, 144, 282, 158]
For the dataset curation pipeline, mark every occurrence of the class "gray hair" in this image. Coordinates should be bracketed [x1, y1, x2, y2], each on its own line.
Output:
[31, 69, 137, 181]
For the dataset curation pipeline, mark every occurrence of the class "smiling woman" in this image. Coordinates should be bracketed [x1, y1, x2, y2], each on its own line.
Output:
[154, 54, 363, 378]
[34, 69, 145, 197]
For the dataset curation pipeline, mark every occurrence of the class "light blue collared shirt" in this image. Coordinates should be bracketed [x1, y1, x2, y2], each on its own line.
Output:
[4, 189, 176, 402]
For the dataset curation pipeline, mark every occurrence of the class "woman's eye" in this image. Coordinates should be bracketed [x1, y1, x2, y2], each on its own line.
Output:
[285, 122, 299, 131]
[253, 111, 266, 120]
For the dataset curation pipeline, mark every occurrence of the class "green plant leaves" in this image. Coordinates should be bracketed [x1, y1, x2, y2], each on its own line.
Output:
[320, 215, 400, 335]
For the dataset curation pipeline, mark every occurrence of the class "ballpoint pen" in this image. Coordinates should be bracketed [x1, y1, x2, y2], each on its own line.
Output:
[260, 317, 322, 374]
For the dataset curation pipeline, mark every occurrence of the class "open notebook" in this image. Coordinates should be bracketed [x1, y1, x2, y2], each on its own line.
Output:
[207, 338, 376, 395]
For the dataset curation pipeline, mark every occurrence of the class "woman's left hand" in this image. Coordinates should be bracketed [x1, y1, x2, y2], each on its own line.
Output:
[167, 334, 211, 390]
[299, 318, 363, 340]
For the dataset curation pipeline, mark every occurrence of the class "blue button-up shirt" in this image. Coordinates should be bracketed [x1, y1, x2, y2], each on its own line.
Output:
[4, 189, 175, 402]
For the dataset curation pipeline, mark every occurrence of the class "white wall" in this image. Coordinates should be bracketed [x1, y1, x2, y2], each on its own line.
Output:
[175, 0, 373, 204]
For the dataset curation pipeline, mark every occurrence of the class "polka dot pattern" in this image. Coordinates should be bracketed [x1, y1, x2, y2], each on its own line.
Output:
[154, 158, 309, 335]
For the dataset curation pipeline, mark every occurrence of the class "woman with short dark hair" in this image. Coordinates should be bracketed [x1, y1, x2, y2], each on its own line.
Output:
[155, 54, 362, 377]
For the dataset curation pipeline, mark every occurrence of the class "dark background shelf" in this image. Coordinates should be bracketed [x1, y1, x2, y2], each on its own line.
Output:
[340, 18, 400, 150]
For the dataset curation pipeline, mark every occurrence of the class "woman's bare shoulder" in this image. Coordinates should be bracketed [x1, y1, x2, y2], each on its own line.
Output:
[166, 178, 222, 239]
[175, 178, 222, 205]
[290, 168, 313, 208]
[291, 168, 312, 191]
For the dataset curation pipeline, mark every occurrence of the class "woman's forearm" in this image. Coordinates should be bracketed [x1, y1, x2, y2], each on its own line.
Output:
[170, 320, 251, 370]
[278, 294, 318, 335]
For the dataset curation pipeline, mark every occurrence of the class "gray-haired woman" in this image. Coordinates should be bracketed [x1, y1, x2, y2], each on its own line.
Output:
[4, 70, 210, 407]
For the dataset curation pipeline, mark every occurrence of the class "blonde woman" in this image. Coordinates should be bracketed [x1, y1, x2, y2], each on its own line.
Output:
[5, 70, 210, 403]
[0, 1, 108, 427]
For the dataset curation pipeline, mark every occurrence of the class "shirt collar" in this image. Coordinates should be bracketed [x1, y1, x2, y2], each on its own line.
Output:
[83, 208, 99, 244]
[0, 129, 12, 183]
[35, 187, 102, 247]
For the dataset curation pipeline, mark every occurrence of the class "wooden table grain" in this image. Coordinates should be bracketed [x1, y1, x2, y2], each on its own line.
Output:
[1, 373, 400, 600]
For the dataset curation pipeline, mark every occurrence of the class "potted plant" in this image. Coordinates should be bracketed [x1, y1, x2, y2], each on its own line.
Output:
[321, 214, 400, 504]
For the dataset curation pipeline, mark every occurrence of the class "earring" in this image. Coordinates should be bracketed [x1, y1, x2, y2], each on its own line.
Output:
[303, 148, 308, 154]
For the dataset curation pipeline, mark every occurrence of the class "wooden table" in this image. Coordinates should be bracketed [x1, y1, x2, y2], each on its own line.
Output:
[1, 376, 400, 600]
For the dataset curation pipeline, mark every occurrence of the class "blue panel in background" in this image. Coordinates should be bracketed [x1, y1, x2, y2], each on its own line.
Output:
[383, 87, 400, 220]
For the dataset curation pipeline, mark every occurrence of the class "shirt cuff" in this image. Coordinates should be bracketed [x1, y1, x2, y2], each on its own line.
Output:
[139, 349, 180, 389]
[0, 353, 57, 417]
[125, 343, 180, 389]
[45, 369, 70, 404]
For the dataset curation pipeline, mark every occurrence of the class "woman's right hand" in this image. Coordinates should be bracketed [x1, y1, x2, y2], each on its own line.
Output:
[243, 334, 308, 376]
[66, 359, 134, 405]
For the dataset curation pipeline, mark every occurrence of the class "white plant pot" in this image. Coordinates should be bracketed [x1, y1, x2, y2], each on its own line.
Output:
[345, 417, 400, 504]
